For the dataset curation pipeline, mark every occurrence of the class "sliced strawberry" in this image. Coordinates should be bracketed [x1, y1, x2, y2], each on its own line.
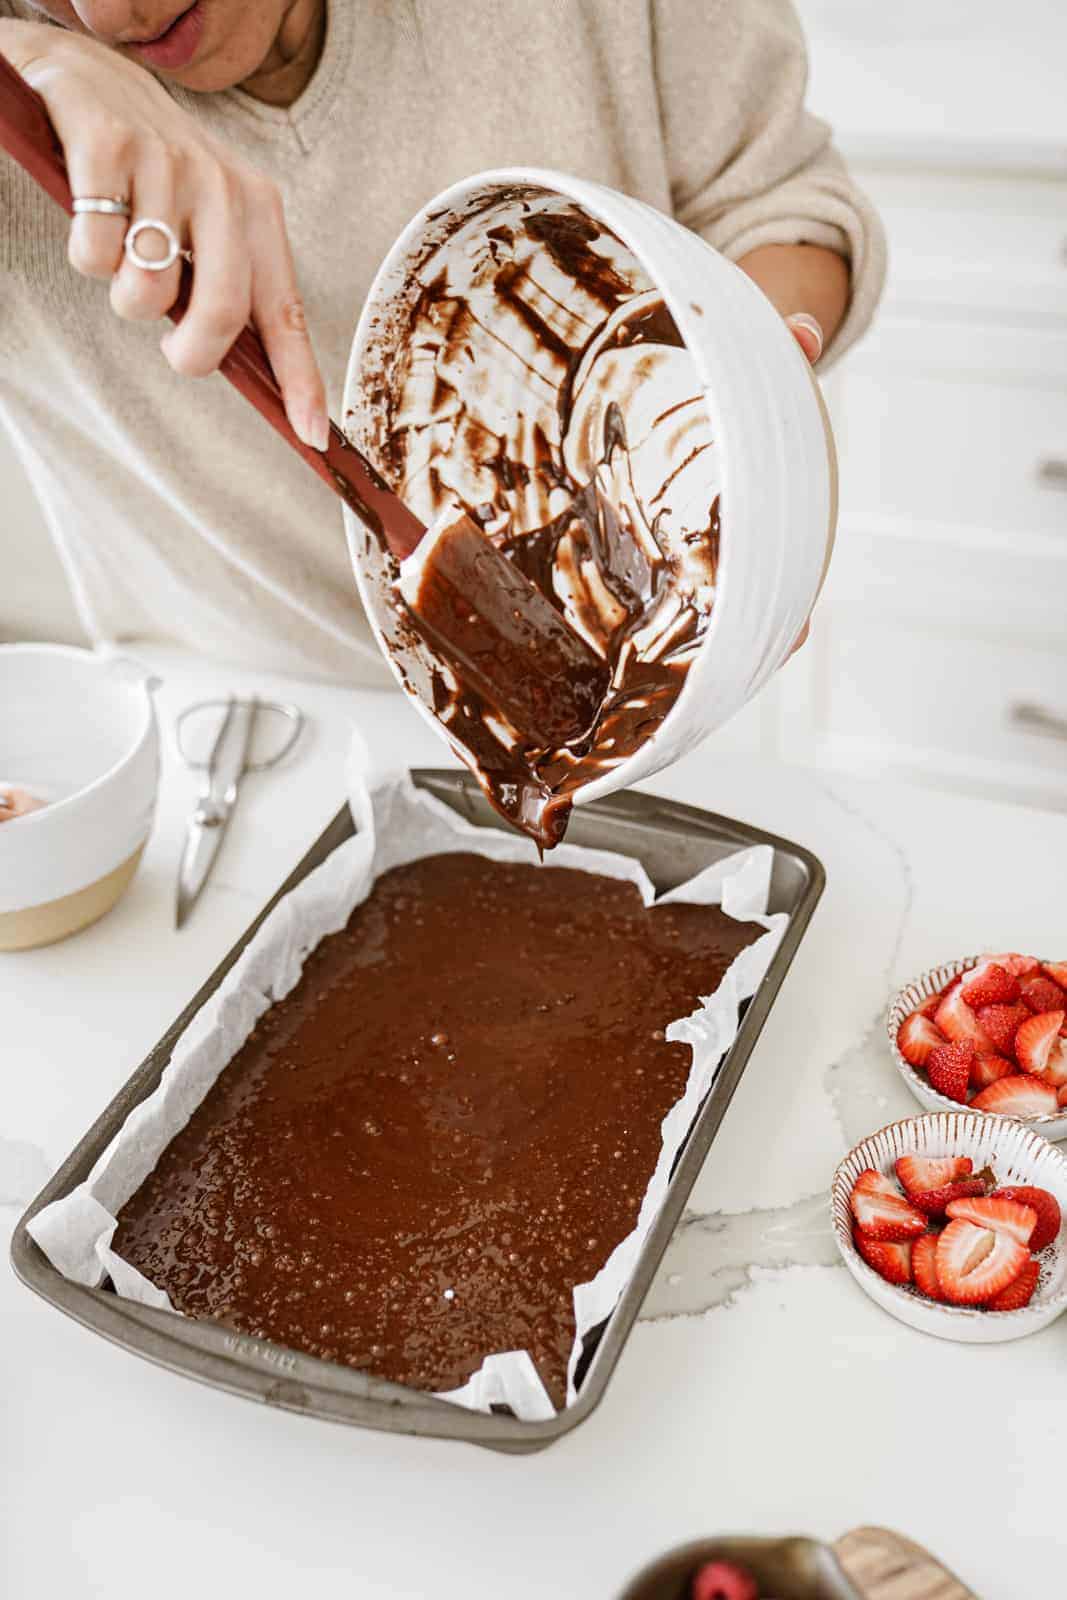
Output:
[691, 1561, 759, 1600]
[1041, 961, 1067, 989]
[894, 1154, 973, 1196]
[962, 963, 1020, 1007]
[986, 1257, 1041, 1312]
[897, 1011, 946, 1069]
[1060, 1084, 1067, 1108]
[983, 952, 1040, 978]
[974, 1003, 1030, 1057]
[970, 1075, 1059, 1117]
[854, 1230, 913, 1286]
[936, 1220, 1029, 1305]
[912, 1232, 943, 1301]
[926, 1039, 974, 1103]
[850, 1170, 927, 1240]
[971, 1052, 1015, 1090]
[911, 1178, 986, 1219]
[1015, 1011, 1067, 1085]
[1019, 975, 1066, 1015]
[945, 1195, 1037, 1245]
[934, 985, 993, 1051]
[917, 991, 943, 1019]
[992, 1186, 1062, 1252]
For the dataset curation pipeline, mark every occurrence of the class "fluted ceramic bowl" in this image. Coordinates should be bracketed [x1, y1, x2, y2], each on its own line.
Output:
[832, 1112, 1067, 1343]
[887, 957, 1067, 1142]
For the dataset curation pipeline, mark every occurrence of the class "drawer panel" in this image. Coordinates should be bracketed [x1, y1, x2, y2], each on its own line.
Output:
[829, 324, 1067, 538]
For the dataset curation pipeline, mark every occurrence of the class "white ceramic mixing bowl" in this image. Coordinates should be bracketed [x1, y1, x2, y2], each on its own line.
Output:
[341, 167, 836, 810]
[0, 645, 160, 950]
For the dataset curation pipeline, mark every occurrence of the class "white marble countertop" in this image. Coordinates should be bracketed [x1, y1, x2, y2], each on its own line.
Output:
[3, 646, 1065, 1598]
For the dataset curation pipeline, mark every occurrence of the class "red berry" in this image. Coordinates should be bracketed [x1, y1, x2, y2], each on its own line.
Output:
[894, 1154, 973, 1196]
[850, 1171, 927, 1240]
[945, 1195, 1038, 1246]
[971, 1053, 1015, 1090]
[1019, 975, 1066, 1015]
[926, 1039, 974, 1103]
[962, 963, 1020, 1007]
[934, 985, 993, 1051]
[974, 1004, 1030, 1057]
[1041, 961, 1067, 989]
[897, 1011, 945, 1069]
[1015, 1011, 1067, 1086]
[986, 1257, 1041, 1311]
[992, 1186, 1062, 1252]
[854, 1230, 913, 1286]
[691, 1561, 759, 1600]
[936, 1220, 1029, 1305]
[912, 1232, 943, 1301]
[970, 1075, 1059, 1117]
[983, 952, 1040, 978]
[910, 1178, 986, 1219]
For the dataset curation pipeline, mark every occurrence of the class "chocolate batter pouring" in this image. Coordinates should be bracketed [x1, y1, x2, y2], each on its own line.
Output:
[114, 853, 760, 1408]
[353, 193, 723, 849]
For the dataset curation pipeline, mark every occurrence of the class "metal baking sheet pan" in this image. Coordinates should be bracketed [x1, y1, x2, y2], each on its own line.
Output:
[11, 769, 825, 1453]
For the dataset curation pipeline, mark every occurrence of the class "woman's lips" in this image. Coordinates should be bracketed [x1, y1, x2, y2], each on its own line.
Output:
[128, 3, 204, 71]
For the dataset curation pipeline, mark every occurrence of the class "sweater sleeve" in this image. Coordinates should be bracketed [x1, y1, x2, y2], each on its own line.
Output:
[651, 0, 886, 362]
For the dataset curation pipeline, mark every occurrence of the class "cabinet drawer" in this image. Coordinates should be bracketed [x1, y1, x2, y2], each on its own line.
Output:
[856, 170, 1067, 320]
[819, 615, 1067, 790]
[830, 322, 1067, 539]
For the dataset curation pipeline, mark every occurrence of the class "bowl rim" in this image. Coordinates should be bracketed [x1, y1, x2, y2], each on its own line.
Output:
[0, 644, 157, 829]
[886, 954, 1067, 1131]
[831, 1110, 1067, 1325]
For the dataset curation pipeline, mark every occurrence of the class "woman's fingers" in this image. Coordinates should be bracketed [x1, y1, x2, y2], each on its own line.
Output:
[160, 159, 251, 379]
[64, 121, 132, 280]
[109, 135, 182, 321]
[785, 312, 824, 365]
[247, 179, 328, 450]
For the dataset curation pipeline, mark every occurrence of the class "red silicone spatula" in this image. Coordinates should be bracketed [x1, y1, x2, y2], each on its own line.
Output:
[0, 53, 609, 752]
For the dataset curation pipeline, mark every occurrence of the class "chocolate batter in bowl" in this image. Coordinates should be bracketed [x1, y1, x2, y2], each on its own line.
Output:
[342, 170, 836, 843]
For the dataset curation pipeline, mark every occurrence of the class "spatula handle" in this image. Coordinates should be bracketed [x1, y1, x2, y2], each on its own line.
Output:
[0, 52, 423, 556]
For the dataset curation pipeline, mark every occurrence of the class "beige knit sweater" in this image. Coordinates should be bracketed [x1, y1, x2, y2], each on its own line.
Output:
[0, 0, 885, 682]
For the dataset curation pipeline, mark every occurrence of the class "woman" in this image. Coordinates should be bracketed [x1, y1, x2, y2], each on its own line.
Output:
[0, 0, 884, 680]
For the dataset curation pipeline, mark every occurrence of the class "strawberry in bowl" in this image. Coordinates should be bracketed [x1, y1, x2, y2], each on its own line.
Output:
[888, 954, 1067, 1137]
[831, 1113, 1067, 1344]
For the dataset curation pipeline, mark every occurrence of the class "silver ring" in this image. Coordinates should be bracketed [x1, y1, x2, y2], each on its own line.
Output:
[124, 217, 190, 273]
[72, 196, 131, 218]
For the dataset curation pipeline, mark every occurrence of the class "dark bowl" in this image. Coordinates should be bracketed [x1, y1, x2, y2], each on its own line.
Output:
[618, 1535, 862, 1600]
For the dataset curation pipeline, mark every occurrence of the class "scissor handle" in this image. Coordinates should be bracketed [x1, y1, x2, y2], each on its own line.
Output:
[175, 697, 304, 774]
[0, 54, 424, 558]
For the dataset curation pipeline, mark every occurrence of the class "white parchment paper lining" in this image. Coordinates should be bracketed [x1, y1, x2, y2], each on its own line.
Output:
[29, 755, 787, 1422]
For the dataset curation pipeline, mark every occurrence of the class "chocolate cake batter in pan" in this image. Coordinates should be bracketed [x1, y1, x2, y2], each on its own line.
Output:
[14, 771, 824, 1450]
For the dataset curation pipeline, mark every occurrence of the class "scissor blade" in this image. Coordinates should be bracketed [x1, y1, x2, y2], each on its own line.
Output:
[175, 815, 229, 928]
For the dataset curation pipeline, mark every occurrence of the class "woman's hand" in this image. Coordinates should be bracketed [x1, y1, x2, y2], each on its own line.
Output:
[0, 18, 328, 448]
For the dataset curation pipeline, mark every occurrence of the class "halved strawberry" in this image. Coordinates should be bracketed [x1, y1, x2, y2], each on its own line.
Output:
[983, 952, 1040, 978]
[895, 1154, 973, 1196]
[936, 1220, 1029, 1305]
[1041, 961, 1067, 989]
[992, 1186, 1062, 1252]
[926, 1039, 974, 1103]
[970, 1075, 1059, 1117]
[1019, 975, 1066, 1015]
[691, 1561, 759, 1600]
[917, 991, 943, 1019]
[912, 1232, 943, 1301]
[962, 963, 1020, 1007]
[971, 1052, 1015, 1090]
[1015, 1011, 1067, 1085]
[986, 1257, 1041, 1312]
[935, 985, 993, 1051]
[897, 1011, 945, 1069]
[945, 1195, 1037, 1246]
[1060, 1084, 1067, 1108]
[850, 1170, 927, 1240]
[974, 1003, 1030, 1056]
[910, 1178, 986, 1219]
[854, 1230, 913, 1286]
